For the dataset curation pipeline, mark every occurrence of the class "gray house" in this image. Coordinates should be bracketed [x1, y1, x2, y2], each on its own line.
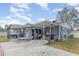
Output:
[6, 21, 71, 41]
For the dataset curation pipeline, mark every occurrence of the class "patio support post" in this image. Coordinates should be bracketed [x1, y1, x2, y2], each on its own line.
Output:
[34, 28, 35, 39]
[7, 29, 10, 39]
[50, 27, 52, 40]
[41, 28, 42, 39]
[23, 28, 25, 37]
[17, 29, 20, 38]
[58, 26, 60, 40]
[43, 25, 45, 40]
[53, 26, 55, 41]
[48, 26, 52, 44]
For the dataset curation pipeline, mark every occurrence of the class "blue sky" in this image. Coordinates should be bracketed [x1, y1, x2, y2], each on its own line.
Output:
[0, 3, 79, 28]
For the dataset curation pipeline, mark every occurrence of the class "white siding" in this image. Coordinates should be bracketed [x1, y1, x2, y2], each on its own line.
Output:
[71, 31, 79, 38]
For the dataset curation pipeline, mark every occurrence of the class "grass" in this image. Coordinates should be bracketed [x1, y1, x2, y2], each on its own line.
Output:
[47, 38, 79, 54]
[0, 36, 9, 42]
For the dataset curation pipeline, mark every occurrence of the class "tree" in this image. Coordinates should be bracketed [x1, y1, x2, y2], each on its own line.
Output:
[56, 7, 79, 31]
[0, 26, 5, 32]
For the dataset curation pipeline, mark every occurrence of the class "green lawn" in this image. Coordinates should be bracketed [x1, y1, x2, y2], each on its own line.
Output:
[0, 36, 9, 42]
[47, 38, 79, 54]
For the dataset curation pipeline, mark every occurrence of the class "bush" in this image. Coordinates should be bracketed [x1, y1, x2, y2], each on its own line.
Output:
[69, 35, 74, 38]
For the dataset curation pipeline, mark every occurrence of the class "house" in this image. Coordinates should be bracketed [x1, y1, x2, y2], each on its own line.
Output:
[5, 20, 71, 41]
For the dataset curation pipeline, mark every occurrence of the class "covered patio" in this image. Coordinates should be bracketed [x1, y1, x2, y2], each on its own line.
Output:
[32, 21, 60, 40]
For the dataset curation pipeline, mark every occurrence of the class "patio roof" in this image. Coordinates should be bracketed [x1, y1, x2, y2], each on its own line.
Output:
[34, 20, 59, 28]
[6, 23, 34, 30]
[6, 20, 59, 30]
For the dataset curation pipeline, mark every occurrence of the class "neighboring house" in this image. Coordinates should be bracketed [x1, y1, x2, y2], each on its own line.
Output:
[5, 20, 71, 41]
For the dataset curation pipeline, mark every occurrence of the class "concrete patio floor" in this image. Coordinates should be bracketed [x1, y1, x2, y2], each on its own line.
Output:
[0, 40, 77, 56]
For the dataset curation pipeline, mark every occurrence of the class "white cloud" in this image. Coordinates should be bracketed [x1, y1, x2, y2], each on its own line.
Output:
[0, 18, 6, 23]
[10, 4, 32, 23]
[10, 13, 31, 23]
[50, 19, 56, 21]
[10, 6, 18, 13]
[67, 3, 79, 6]
[37, 18, 46, 22]
[14, 12, 21, 17]
[11, 11, 31, 22]
[5, 16, 21, 25]
[75, 7, 79, 11]
[0, 14, 32, 28]
[13, 3, 30, 10]
[0, 16, 21, 28]
[37, 18, 54, 22]
[28, 14, 32, 17]
[52, 8, 63, 13]
[36, 3, 49, 10]
[7, 19, 20, 25]
[21, 16, 31, 22]
[10, 6, 25, 15]
[0, 3, 32, 28]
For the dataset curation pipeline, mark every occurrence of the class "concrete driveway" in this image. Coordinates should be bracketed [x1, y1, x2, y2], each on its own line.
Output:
[0, 45, 4, 56]
[0, 40, 77, 56]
